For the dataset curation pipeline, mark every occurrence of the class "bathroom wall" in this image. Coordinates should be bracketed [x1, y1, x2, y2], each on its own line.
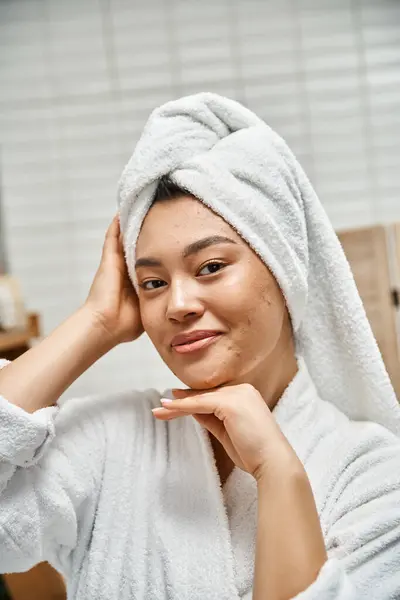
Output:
[0, 0, 399, 397]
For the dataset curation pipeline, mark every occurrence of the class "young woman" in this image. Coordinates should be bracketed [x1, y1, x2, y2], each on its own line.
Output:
[1, 93, 400, 600]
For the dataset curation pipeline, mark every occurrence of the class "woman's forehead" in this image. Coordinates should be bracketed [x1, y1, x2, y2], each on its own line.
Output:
[137, 195, 243, 249]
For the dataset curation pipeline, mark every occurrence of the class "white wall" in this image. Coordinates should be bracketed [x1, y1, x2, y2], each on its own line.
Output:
[0, 0, 399, 398]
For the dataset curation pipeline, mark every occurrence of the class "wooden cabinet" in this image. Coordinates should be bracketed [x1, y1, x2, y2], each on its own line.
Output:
[3, 565, 65, 600]
[338, 225, 400, 397]
[0, 314, 40, 359]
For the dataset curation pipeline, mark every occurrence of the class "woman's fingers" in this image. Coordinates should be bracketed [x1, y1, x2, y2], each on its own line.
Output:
[193, 414, 226, 441]
[101, 214, 120, 262]
[106, 213, 119, 239]
[161, 394, 218, 414]
[152, 391, 219, 421]
[152, 407, 185, 420]
[152, 402, 227, 444]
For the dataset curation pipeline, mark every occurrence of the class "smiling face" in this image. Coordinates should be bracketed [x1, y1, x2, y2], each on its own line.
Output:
[135, 194, 295, 396]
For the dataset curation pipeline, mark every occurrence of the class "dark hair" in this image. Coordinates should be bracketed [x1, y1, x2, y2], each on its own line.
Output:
[153, 175, 190, 203]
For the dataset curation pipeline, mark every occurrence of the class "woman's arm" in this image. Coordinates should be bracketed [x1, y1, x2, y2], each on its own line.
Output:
[253, 426, 400, 600]
[0, 360, 106, 575]
[154, 383, 400, 600]
[253, 458, 327, 600]
[0, 214, 142, 414]
[153, 384, 328, 598]
[0, 215, 143, 573]
[0, 307, 115, 413]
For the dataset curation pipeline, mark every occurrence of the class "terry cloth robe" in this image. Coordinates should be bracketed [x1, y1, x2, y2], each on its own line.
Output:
[1, 357, 400, 599]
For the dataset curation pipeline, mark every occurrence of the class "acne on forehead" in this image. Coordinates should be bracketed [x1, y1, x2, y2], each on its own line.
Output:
[136, 195, 244, 252]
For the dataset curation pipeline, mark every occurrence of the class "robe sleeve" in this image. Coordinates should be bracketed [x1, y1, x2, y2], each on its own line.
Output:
[294, 424, 400, 599]
[0, 358, 105, 576]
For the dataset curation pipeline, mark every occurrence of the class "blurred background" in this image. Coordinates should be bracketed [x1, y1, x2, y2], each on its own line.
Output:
[0, 0, 399, 402]
[0, 2, 400, 599]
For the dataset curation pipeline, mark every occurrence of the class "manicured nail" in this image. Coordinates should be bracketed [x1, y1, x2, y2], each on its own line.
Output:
[161, 398, 173, 404]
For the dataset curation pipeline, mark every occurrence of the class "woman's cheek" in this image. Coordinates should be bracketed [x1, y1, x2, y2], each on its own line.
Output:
[139, 302, 157, 336]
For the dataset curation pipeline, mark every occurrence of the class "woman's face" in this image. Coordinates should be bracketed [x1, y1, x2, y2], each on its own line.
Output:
[135, 195, 293, 390]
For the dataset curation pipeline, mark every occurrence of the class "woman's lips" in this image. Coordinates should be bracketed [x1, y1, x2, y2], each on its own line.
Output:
[172, 333, 222, 354]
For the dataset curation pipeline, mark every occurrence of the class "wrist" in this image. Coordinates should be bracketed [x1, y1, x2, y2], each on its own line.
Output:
[254, 453, 306, 488]
[75, 305, 118, 355]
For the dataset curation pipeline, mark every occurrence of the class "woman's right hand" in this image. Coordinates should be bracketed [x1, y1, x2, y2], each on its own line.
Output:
[0, 214, 142, 413]
[85, 214, 144, 345]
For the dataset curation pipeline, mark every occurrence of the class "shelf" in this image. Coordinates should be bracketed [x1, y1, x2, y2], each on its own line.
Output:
[0, 314, 40, 353]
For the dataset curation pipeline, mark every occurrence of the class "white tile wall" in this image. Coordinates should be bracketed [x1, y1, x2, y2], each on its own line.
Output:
[0, 0, 399, 398]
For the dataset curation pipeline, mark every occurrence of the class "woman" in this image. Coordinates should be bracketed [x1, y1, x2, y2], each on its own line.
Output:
[1, 93, 400, 600]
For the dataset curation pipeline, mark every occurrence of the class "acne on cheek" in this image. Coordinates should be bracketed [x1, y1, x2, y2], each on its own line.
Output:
[261, 289, 273, 307]
[210, 342, 241, 384]
[258, 275, 280, 307]
[226, 339, 241, 359]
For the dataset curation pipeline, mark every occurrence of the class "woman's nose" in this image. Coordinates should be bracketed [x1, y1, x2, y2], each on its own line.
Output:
[166, 280, 205, 323]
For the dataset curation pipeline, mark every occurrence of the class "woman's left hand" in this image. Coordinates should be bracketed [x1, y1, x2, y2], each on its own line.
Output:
[152, 384, 302, 481]
[154, 384, 327, 600]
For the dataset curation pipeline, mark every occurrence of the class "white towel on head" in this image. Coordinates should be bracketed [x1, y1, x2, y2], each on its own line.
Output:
[117, 92, 400, 435]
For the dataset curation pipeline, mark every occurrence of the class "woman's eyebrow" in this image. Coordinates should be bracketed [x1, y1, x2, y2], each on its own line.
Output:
[135, 235, 237, 269]
[183, 235, 237, 258]
[135, 256, 162, 269]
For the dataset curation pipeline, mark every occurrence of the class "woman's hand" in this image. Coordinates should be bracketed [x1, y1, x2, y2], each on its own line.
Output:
[85, 214, 144, 345]
[153, 383, 327, 600]
[152, 383, 301, 480]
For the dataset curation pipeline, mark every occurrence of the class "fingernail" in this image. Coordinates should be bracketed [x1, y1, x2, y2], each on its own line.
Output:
[152, 407, 165, 413]
[161, 398, 173, 404]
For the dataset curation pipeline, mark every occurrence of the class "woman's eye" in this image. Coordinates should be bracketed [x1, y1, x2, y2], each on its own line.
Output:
[198, 262, 225, 276]
[140, 279, 166, 290]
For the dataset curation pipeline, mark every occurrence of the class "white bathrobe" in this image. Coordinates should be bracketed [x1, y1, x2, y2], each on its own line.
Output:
[1, 356, 400, 599]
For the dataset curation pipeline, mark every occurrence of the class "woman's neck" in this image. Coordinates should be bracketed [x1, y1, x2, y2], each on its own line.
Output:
[210, 339, 298, 486]
[210, 344, 299, 487]
[258, 347, 299, 411]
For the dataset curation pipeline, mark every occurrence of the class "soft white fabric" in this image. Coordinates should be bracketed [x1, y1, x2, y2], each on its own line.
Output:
[1, 357, 400, 599]
[117, 92, 400, 435]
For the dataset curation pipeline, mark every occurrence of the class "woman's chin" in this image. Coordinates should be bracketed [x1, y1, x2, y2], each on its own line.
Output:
[161, 342, 241, 390]
[173, 364, 234, 391]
